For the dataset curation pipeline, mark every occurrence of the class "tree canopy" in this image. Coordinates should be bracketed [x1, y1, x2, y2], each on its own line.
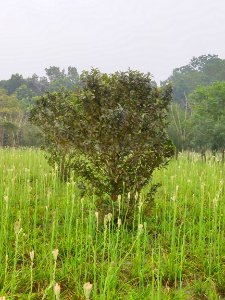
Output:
[163, 54, 225, 105]
[1, 55, 225, 153]
[30, 69, 174, 206]
[189, 81, 225, 151]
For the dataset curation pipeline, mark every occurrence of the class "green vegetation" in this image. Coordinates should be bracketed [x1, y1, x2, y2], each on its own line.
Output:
[1, 57, 225, 298]
[0, 67, 80, 147]
[163, 54, 225, 106]
[165, 55, 225, 152]
[30, 69, 174, 213]
[169, 81, 225, 153]
[189, 82, 225, 153]
[0, 149, 225, 299]
[1, 54, 225, 152]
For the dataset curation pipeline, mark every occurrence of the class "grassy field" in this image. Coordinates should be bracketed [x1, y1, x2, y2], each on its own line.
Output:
[0, 149, 225, 299]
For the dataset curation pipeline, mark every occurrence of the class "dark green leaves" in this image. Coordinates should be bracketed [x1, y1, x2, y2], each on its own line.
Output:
[31, 69, 174, 203]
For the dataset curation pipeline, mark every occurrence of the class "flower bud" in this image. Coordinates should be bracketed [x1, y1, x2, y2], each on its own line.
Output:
[83, 282, 93, 300]
[52, 249, 59, 261]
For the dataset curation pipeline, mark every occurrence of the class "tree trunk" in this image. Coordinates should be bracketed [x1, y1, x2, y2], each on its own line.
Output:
[0, 126, 4, 147]
[175, 148, 179, 160]
[221, 149, 224, 163]
[201, 149, 206, 162]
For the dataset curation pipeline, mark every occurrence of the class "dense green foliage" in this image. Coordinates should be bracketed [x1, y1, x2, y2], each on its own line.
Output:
[0, 149, 225, 299]
[0, 66, 80, 146]
[30, 69, 174, 211]
[0, 89, 24, 146]
[163, 54, 225, 106]
[165, 55, 225, 152]
[0, 67, 80, 96]
[1, 53, 225, 151]
[0, 54, 224, 299]
[189, 82, 225, 151]
[168, 82, 225, 152]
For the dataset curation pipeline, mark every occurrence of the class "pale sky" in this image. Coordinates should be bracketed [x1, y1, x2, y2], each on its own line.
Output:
[1, 0, 225, 83]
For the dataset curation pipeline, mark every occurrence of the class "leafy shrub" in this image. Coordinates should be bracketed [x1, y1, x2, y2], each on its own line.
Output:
[30, 69, 174, 216]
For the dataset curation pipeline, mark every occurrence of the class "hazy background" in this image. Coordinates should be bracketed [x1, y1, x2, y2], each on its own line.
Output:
[1, 0, 225, 83]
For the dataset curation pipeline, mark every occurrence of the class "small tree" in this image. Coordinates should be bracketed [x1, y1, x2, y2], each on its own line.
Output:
[30, 69, 174, 212]
[0, 89, 25, 146]
[189, 82, 225, 159]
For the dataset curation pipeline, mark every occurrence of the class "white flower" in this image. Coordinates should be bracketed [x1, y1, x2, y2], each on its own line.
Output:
[14, 219, 21, 235]
[83, 282, 93, 300]
[52, 249, 59, 261]
[138, 224, 143, 233]
[107, 213, 112, 222]
[30, 250, 35, 262]
[54, 283, 61, 299]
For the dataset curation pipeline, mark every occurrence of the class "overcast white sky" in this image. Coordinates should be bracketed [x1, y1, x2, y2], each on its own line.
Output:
[1, 0, 225, 83]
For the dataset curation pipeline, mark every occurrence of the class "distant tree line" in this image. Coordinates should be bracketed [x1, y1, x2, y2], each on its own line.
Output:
[164, 54, 225, 156]
[0, 67, 80, 146]
[1, 54, 225, 155]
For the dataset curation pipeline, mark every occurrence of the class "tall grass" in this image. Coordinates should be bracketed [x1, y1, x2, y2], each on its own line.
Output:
[0, 149, 224, 299]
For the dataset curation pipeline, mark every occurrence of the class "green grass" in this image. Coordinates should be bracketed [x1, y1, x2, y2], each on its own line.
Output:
[0, 149, 225, 299]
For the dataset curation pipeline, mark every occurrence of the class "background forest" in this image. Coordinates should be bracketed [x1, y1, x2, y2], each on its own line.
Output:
[1, 54, 225, 154]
